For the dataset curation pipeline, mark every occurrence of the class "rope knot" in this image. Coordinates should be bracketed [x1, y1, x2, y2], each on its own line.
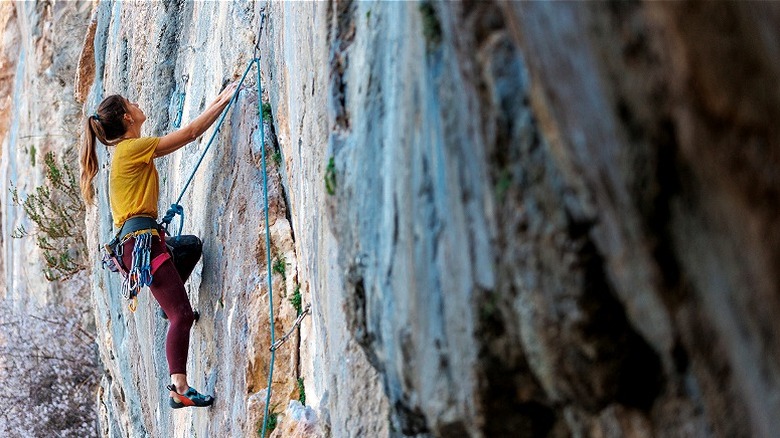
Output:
[161, 203, 185, 236]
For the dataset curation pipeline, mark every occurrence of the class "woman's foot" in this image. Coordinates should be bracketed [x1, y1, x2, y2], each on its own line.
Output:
[166, 384, 214, 408]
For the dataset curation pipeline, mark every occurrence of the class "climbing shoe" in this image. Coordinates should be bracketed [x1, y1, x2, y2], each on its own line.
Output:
[167, 384, 214, 409]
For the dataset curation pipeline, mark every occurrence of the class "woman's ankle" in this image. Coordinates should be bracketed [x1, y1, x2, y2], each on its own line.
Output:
[171, 373, 188, 393]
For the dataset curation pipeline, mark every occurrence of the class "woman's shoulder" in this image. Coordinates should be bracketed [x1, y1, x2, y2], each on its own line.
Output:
[116, 136, 160, 150]
[119, 136, 160, 145]
[115, 137, 161, 162]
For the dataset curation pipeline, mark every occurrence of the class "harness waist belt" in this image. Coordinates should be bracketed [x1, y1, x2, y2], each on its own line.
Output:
[118, 216, 159, 240]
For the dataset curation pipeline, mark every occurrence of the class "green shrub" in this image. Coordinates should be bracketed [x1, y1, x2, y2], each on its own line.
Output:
[324, 156, 336, 195]
[290, 283, 302, 316]
[262, 102, 273, 123]
[419, 1, 442, 49]
[10, 151, 86, 281]
[297, 377, 306, 406]
[273, 255, 286, 281]
[258, 407, 279, 437]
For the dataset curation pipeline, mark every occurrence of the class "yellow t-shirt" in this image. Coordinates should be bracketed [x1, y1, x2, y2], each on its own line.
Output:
[110, 137, 160, 228]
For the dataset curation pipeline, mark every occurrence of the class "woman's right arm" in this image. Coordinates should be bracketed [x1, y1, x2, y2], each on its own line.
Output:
[155, 82, 239, 158]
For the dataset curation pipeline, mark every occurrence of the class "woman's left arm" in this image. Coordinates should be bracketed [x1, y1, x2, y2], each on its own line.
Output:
[155, 82, 238, 158]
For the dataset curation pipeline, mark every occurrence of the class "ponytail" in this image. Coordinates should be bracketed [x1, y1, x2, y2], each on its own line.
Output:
[80, 117, 99, 204]
[78, 95, 130, 205]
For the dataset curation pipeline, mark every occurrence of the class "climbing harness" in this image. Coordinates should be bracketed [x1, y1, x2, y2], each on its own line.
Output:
[101, 216, 167, 311]
[101, 242, 125, 275]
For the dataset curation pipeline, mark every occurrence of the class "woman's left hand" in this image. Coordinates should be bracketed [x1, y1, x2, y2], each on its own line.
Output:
[215, 82, 239, 106]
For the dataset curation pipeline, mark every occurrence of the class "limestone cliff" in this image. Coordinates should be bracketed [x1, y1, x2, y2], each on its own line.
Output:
[1, 1, 780, 437]
[0, 1, 98, 436]
[1, 0, 93, 302]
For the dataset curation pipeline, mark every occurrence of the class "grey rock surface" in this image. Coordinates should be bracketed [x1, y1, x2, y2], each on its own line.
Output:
[1, 1, 779, 437]
[1, 0, 92, 303]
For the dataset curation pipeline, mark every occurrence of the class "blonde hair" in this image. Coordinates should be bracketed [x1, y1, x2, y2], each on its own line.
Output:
[80, 95, 128, 204]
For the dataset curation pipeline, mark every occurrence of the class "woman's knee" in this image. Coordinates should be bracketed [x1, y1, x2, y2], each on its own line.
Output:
[169, 303, 195, 327]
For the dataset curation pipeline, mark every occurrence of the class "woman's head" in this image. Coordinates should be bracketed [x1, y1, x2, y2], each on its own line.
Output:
[88, 95, 129, 144]
[80, 95, 145, 204]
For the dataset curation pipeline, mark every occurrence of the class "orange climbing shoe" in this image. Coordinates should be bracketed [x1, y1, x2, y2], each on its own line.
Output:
[167, 384, 214, 409]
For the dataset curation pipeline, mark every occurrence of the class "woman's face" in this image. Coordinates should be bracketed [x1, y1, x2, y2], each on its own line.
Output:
[124, 98, 147, 126]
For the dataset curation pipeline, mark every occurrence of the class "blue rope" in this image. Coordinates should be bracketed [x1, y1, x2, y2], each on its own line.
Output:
[160, 54, 277, 436]
[160, 204, 184, 237]
[255, 55, 277, 438]
[160, 59, 257, 235]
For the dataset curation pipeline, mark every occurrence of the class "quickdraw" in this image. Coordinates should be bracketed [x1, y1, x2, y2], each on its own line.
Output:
[172, 74, 189, 129]
[101, 221, 162, 312]
[270, 304, 311, 351]
[123, 231, 153, 305]
[101, 240, 126, 275]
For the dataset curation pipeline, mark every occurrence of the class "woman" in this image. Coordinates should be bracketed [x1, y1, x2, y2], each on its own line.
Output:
[80, 82, 237, 408]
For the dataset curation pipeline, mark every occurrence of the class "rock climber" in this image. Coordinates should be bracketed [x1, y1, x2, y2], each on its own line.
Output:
[79, 82, 238, 409]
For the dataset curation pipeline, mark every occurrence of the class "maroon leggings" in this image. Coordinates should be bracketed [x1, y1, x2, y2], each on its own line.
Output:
[121, 234, 194, 375]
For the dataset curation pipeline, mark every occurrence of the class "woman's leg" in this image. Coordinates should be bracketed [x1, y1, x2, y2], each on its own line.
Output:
[121, 235, 212, 407]
[148, 255, 195, 378]
[166, 235, 202, 283]
[122, 236, 194, 380]
[157, 235, 202, 321]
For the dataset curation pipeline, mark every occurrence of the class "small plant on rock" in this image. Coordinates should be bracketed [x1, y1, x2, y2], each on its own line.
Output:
[419, 1, 442, 50]
[324, 156, 336, 195]
[297, 377, 306, 406]
[29, 144, 37, 167]
[10, 150, 86, 281]
[273, 255, 287, 281]
[267, 411, 278, 434]
[290, 283, 302, 316]
[262, 102, 273, 123]
[258, 405, 280, 437]
[495, 168, 512, 201]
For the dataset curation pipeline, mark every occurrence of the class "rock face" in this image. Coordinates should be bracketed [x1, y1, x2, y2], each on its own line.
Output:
[0, 2, 99, 436]
[2, 0, 780, 437]
[79, 2, 302, 436]
[254, 1, 780, 436]
[1, 1, 93, 302]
